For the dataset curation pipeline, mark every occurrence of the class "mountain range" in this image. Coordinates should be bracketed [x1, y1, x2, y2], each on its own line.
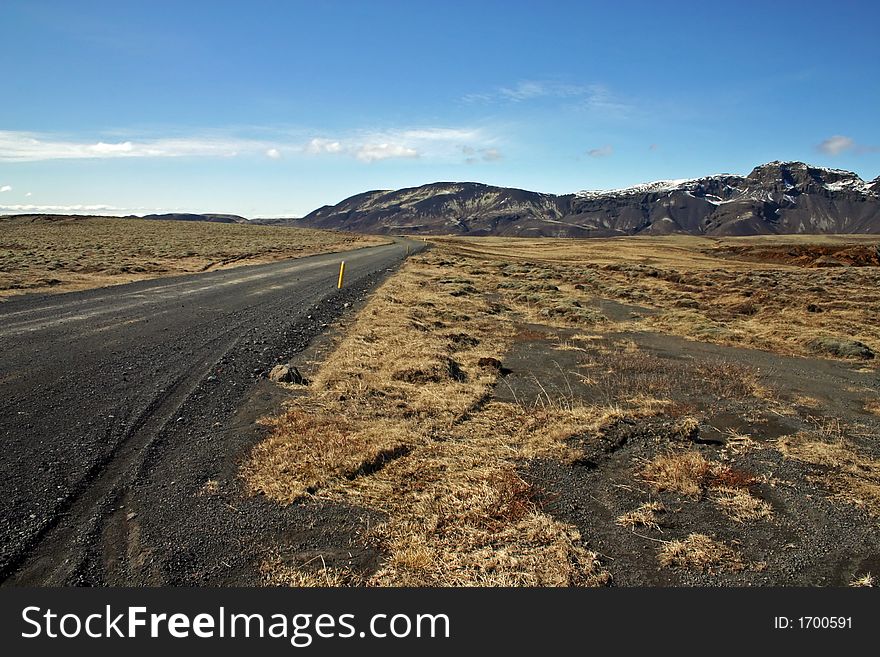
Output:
[292, 161, 880, 237]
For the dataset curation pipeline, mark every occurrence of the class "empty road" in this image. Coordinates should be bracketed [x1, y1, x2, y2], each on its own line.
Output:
[0, 239, 419, 585]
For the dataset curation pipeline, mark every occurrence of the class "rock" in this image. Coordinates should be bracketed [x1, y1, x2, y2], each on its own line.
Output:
[813, 255, 847, 267]
[268, 364, 307, 384]
[392, 357, 467, 384]
[477, 357, 503, 371]
[808, 337, 874, 360]
[674, 298, 701, 309]
[729, 300, 759, 315]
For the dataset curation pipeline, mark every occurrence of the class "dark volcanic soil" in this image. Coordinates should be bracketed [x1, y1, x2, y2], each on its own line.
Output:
[498, 321, 880, 586]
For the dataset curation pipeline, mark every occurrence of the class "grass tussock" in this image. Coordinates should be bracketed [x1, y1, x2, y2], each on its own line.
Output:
[779, 434, 880, 515]
[850, 572, 875, 587]
[243, 412, 412, 504]
[517, 404, 625, 462]
[616, 501, 666, 530]
[657, 533, 745, 571]
[641, 450, 772, 524]
[711, 486, 773, 522]
[792, 394, 823, 409]
[641, 451, 711, 497]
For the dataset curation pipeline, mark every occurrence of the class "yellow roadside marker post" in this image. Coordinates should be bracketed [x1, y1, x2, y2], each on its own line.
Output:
[337, 261, 345, 289]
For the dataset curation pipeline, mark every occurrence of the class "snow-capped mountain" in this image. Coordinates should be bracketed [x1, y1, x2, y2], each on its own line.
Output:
[293, 161, 880, 237]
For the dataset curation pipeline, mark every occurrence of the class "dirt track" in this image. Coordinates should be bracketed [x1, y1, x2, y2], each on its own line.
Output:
[0, 240, 420, 585]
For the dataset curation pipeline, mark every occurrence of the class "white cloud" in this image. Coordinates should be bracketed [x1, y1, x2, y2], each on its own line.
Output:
[354, 143, 419, 162]
[1, 204, 126, 213]
[0, 126, 497, 165]
[816, 135, 879, 156]
[460, 92, 494, 104]
[463, 146, 504, 165]
[25, 192, 32, 197]
[0, 204, 184, 215]
[399, 128, 481, 142]
[0, 185, 11, 192]
[305, 138, 343, 154]
[499, 81, 548, 102]
[472, 80, 585, 103]
[817, 135, 855, 155]
[0, 131, 252, 161]
[305, 127, 495, 163]
[89, 141, 134, 154]
[587, 144, 614, 158]
[465, 80, 632, 116]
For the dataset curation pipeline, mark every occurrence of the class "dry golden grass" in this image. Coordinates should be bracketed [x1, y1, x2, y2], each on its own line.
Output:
[260, 556, 363, 587]
[624, 396, 684, 417]
[657, 533, 745, 571]
[0, 214, 386, 297]
[616, 501, 666, 530]
[244, 251, 614, 586]
[568, 334, 770, 406]
[243, 412, 412, 504]
[433, 235, 880, 361]
[516, 404, 624, 462]
[353, 433, 609, 586]
[792, 393, 823, 409]
[640, 450, 771, 526]
[850, 572, 875, 587]
[721, 428, 758, 456]
[711, 486, 772, 522]
[434, 234, 731, 267]
[245, 236, 877, 586]
[641, 451, 711, 497]
[779, 434, 880, 515]
[864, 400, 880, 416]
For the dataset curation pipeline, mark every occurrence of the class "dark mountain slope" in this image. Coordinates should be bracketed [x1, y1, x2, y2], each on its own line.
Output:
[295, 161, 880, 237]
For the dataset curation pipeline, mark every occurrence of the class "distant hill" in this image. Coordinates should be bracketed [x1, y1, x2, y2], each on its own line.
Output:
[248, 216, 300, 226]
[0, 213, 249, 224]
[292, 161, 880, 237]
[137, 213, 248, 224]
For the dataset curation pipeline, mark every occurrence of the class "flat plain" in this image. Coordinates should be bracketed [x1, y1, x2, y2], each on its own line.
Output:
[245, 234, 880, 586]
[0, 214, 387, 298]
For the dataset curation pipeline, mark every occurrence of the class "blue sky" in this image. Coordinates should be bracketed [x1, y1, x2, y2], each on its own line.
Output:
[1, 0, 878, 217]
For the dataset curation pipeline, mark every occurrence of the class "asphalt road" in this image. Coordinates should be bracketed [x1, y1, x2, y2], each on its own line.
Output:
[0, 239, 420, 585]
